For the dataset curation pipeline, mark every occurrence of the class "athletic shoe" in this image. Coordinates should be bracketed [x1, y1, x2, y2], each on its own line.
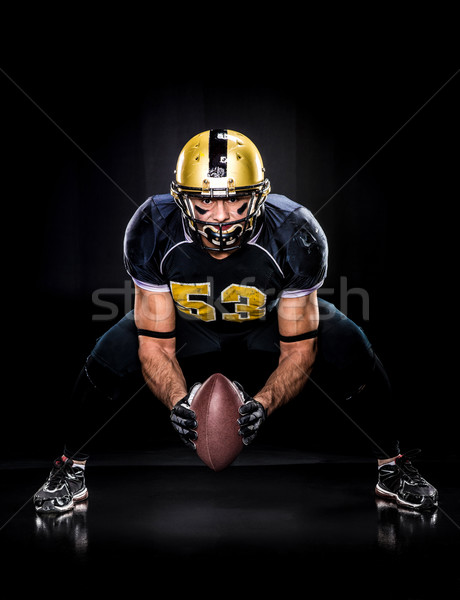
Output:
[375, 449, 438, 511]
[34, 457, 88, 513]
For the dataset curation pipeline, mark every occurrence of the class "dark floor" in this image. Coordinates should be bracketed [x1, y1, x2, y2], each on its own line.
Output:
[1, 445, 459, 597]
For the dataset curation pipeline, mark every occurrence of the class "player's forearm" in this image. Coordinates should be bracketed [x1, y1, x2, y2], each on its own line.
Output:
[139, 347, 187, 410]
[254, 342, 316, 415]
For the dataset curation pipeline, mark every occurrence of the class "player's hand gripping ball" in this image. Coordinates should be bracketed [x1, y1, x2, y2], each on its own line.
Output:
[170, 383, 201, 449]
[171, 375, 267, 470]
[233, 381, 267, 445]
[189, 374, 244, 471]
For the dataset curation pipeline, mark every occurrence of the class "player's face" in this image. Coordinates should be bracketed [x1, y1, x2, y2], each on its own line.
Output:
[190, 196, 250, 222]
[189, 195, 250, 249]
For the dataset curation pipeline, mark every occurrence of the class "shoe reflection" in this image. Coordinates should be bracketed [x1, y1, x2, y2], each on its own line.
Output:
[34, 501, 89, 558]
[375, 497, 438, 552]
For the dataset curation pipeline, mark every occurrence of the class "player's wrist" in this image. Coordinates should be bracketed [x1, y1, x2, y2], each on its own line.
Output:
[253, 394, 272, 416]
[169, 392, 187, 410]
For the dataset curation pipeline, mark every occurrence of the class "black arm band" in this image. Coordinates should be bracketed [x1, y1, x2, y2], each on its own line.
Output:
[279, 329, 319, 343]
[137, 329, 176, 339]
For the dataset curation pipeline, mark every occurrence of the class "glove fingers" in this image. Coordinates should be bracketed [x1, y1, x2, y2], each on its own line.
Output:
[179, 436, 197, 450]
[171, 420, 198, 437]
[171, 388, 201, 450]
[239, 419, 260, 432]
[237, 413, 259, 426]
[238, 408, 265, 425]
[238, 401, 260, 416]
[232, 381, 243, 393]
[237, 397, 266, 446]
[172, 428, 197, 447]
[171, 413, 197, 429]
[188, 383, 202, 402]
[174, 404, 196, 419]
[241, 431, 257, 446]
[233, 381, 252, 403]
[187, 430, 198, 441]
[238, 403, 251, 416]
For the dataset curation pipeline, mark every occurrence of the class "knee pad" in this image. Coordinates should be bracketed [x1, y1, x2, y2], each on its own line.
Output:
[84, 354, 126, 400]
[90, 311, 142, 377]
[316, 300, 376, 399]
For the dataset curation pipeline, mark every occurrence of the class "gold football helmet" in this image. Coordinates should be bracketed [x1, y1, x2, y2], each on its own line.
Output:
[170, 129, 270, 251]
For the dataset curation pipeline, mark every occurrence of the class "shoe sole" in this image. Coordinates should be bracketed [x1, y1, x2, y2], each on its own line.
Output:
[35, 487, 88, 514]
[375, 483, 437, 511]
[74, 487, 89, 502]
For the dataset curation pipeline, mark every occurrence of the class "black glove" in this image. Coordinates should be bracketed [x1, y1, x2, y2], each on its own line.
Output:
[170, 383, 201, 449]
[234, 381, 267, 446]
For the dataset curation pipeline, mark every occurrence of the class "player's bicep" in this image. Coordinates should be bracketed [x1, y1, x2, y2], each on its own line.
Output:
[134, 284, 177, 357]
[277, 291, 319, 338]
[134, 284, 175, 330]
[277, 291, 319, 365]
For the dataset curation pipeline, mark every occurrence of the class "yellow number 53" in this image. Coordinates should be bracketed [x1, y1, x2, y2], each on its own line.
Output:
[170, 281, 266, 322]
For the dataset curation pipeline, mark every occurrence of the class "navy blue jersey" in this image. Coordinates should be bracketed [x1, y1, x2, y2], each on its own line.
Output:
[124, 194, 328, 357]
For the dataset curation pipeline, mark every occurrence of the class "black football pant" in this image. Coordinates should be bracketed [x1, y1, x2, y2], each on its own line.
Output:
[63, 299, 400, 462]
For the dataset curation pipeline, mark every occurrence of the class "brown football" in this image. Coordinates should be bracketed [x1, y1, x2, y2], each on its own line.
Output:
[191, 373, 244, 471]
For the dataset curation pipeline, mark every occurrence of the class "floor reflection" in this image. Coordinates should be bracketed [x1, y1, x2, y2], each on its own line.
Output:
[375, 497, 438, 552]
[34, 501, 89, 559]
[30, 488, 442, 566]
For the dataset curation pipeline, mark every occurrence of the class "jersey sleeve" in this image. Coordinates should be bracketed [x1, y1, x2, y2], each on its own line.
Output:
[123, 198, 169, 291]
[281, 208, 328, 296]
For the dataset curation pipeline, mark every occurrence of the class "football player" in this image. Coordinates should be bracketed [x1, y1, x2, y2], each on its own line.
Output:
[34, 129, 438, 513]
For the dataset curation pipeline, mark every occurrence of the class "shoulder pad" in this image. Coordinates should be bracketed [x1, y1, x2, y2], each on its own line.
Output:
[265, 197, 328, 290]
[123, 195, 184, 285]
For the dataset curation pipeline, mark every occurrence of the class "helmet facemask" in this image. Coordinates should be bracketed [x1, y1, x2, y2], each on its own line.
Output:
[170, 129, 271, 252]
[171, 181, 270, 251]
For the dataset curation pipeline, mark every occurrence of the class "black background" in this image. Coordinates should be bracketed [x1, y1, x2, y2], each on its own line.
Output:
[1, 14, 459, 460]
